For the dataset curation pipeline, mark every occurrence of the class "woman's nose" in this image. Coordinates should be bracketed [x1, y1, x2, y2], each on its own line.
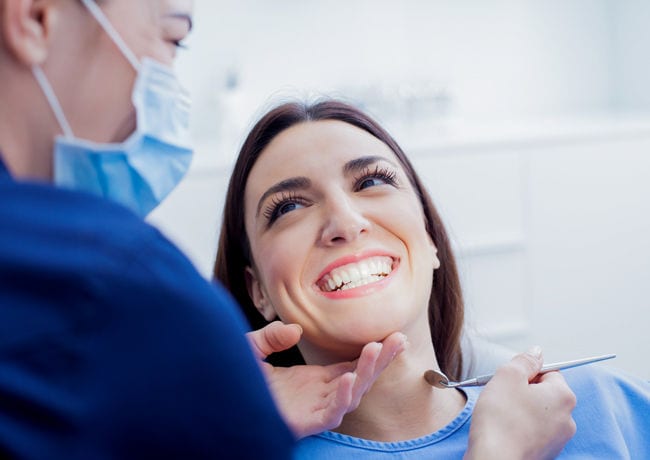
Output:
[319, 199, 371, 246]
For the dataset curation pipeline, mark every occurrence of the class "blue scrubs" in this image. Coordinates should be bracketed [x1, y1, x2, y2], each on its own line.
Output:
[0, 156, 294, 458]
[294, 366, 650, 459]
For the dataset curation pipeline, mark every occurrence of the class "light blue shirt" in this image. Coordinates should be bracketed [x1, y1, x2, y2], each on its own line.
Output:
[295, 366, 650, 459]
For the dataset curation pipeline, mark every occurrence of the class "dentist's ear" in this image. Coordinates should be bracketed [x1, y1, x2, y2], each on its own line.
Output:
[245, 266, 277, 321]
[1, 0, 50, 66]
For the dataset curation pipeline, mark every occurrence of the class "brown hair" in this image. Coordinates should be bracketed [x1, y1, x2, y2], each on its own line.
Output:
[214, 100, 464, 380]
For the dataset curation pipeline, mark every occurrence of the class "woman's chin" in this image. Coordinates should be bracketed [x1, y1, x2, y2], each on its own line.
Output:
[310, 328, 401, 355]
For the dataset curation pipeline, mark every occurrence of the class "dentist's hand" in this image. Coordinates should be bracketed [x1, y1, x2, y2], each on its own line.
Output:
[247, 321, 407, 439]
[464, 347, 577, 460]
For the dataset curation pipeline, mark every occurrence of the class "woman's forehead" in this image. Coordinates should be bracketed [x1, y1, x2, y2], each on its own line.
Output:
[254, 120, 397, 173]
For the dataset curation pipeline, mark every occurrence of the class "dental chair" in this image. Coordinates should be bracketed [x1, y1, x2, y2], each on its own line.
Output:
[461, 329, 516, 379]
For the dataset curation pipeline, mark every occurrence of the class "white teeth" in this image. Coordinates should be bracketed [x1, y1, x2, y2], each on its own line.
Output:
[359, 263, 370, 278]
[339, 274, 384, 291]
[327, 278, 336, 291]
[318, 256, 394, 292]
[382, 260, 391, 273]
[349, 267, 361, 283]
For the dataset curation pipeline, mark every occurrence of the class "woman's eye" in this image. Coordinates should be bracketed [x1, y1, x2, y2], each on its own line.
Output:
[355, 166, 398, 191]
[277, 201, 301, 216]
[263, 194, 308, 225]
[359, 177, 386, 190]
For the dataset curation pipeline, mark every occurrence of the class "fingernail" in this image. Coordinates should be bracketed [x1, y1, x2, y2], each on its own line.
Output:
[294, 324, 303, 334]
[527, 345, 542, 359]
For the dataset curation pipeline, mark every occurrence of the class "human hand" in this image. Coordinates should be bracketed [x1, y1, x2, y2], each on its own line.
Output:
[464, 347, 577, 460]
[246, 321, 407, 439]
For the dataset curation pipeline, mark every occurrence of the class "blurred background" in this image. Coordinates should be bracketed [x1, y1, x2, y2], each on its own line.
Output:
[148, 0, 650, 379]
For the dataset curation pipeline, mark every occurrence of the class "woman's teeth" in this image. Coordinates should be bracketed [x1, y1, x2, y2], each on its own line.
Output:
[319, 256, 393, 292]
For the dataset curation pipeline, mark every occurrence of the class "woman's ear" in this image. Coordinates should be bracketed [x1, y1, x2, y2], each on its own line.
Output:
[430, 238, 441, 270]
[1, 0, 52, 66]
[433, 245, 441, 269]
[245, 266, 277, 321]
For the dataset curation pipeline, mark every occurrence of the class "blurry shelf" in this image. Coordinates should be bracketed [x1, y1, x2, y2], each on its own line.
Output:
[388, 112, 650, 156]
[453, 234, 526, 258]
[187, 112, 650, 173]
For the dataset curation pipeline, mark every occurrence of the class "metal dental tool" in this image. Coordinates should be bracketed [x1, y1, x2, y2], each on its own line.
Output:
[424, 353, 616, 389]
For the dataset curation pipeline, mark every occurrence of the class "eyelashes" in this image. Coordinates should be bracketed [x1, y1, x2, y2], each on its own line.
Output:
[263, 191, 308, 224]
[262, 165, 400, 226]
[352, 165, 398, 190]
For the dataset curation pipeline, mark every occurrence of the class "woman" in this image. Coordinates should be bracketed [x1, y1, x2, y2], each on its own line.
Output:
[215, 100, 649, 458]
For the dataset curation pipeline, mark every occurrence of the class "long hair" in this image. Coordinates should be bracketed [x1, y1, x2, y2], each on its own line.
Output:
[214, 100, 465, 380]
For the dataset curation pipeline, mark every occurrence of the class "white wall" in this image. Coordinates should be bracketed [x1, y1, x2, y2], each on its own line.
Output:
[177, 0, 618, 166]
[150, 1, 650, 379]
[401, 121, 650, 380]
[526, 134, 650, 378]
[610, 0, 650, 110]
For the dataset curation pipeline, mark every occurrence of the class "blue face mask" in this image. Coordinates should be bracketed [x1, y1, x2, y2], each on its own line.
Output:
[31, 0, 193, 217]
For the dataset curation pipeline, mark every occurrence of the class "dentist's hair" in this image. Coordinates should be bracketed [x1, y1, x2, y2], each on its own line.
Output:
[214, 100, 464, 380]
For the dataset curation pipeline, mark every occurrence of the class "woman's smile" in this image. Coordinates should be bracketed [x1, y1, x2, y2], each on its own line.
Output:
[315, 253, 399, 298]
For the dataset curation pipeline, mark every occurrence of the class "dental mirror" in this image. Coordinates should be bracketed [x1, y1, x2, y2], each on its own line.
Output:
[424, 353, 616, 389]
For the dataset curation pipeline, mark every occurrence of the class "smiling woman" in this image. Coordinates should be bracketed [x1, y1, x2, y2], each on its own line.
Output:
[244, 120, 447, 368]
[215, 101, 465, 377]
[213, 99, 650, 458]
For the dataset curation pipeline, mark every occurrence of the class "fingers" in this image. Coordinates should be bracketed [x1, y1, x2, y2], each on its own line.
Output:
[322, 332, 408, 383]
[317, 361, 356, 382]
[538, 369, 565, 385]
[502, 346, 544, 383]
[285, 333, 407, 438]
[377, 332, 408, 370]
[348, 332, 407, 409]
[317, 334, 404, 434]
[319, 372, 356, 432]
[246, 321, 303, 360]
[352, 342, 383, 394]
[366, 332, 407, 386]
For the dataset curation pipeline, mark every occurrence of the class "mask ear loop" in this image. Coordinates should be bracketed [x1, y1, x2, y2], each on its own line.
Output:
[80, 0, 141, 71]
[32, 66, 75, 139]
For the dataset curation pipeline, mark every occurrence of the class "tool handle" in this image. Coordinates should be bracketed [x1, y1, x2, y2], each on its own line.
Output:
[468, 353, 616, 387]
[539, 353, 616, 374]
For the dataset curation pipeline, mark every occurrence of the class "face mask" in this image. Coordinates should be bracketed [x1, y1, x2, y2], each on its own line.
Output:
[31, 0, 193, 217]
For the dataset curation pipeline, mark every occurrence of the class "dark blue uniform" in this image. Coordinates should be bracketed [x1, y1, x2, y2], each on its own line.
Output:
[0, 156, 294, 459]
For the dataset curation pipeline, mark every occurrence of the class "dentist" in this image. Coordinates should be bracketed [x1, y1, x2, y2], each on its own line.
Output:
[0, 0, 411, 457]
[0, 1, 575, 459]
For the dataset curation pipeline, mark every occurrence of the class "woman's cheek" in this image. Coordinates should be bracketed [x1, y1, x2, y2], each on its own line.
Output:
[259, 232, 302, 291]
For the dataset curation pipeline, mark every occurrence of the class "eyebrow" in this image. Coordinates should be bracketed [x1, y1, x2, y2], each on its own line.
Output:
[343, 155, 398, 175]
[256, 177, 311, 217]
[166, 12, 193, 32]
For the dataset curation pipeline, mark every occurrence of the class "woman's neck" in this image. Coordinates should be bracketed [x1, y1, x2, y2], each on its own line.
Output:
[332, 333, 467, 442]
